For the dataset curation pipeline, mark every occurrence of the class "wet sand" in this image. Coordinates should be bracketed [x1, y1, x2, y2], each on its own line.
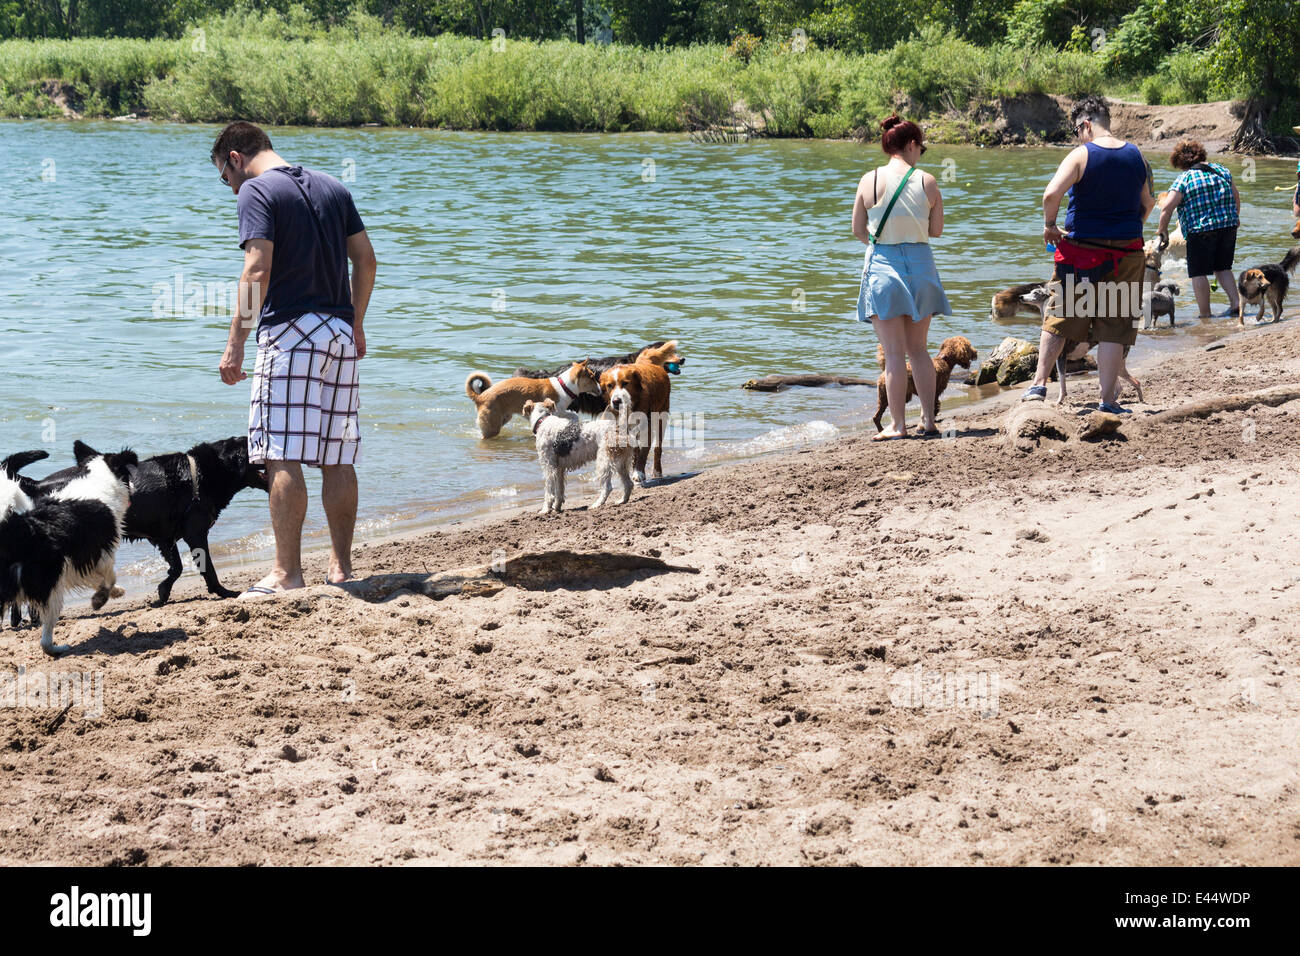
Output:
[3, 317, 1300, 865]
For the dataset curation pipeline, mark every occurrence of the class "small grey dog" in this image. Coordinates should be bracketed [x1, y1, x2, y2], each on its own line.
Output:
[1143, 280, 1180, 327]
[523, 396, 635, 514]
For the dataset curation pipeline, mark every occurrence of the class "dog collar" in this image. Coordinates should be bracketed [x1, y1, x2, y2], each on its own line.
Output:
[551, 375, 578, 402]
[532, 414, 546, 435]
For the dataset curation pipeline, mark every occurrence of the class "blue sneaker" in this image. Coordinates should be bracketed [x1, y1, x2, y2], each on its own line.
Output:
[1021, 385, 1047, 402]
[1098, 401, 1131, 415]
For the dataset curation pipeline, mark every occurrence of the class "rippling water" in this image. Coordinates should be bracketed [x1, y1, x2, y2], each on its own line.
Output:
[2, 119, 1296, 584]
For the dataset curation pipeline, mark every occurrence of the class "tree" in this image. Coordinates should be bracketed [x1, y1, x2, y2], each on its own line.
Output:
[1211, 0, 1300, 150]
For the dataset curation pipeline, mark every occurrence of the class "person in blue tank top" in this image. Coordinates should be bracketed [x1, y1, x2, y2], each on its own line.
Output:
[1022, 96, 1156, 414]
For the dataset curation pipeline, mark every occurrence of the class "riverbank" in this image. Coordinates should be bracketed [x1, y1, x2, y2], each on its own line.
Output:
[1, 25, 1253, 145]
[4, 310, 1298, 865]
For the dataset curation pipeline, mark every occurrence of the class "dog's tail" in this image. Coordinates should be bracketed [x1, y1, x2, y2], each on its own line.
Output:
[1281, 245, 1300, 275]
[1, 450, 48, 479]
[465, 372, 492, 403]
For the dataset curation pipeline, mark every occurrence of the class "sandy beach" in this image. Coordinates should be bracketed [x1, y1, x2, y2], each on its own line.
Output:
[3, 317, 1300, 866]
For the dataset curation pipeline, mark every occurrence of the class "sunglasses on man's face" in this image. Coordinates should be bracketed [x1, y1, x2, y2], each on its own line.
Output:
[218, 158, 231, 186]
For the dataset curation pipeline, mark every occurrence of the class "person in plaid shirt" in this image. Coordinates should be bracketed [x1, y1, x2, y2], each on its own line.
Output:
[1155, 139, 1241, 319]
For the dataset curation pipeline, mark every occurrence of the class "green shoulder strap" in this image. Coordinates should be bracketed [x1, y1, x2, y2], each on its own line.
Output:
[870, 165, 918, 245]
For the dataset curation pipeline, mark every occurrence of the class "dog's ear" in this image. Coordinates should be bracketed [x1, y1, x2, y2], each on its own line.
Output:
[73, 440, 99, 466]
[543, 398, 557, 411]
[523, 400, 536, 416]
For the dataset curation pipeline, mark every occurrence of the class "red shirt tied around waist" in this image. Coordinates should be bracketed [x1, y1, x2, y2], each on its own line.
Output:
[1024, 96, 1156, 415]
[1054, 236, 1144, 274]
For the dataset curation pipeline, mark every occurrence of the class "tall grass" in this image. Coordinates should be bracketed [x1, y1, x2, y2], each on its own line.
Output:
[0, 14, 1199, 135]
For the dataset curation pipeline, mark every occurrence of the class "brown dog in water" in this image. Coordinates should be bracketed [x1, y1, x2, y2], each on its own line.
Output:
[872, 335, 977, 433]
[465, 360, 600, 439]
[599, 344, 680, 483]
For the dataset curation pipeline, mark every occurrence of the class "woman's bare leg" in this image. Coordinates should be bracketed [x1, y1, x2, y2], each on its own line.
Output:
[872, 315, 911, 438]
[904, 315, 936, 431]
[1190, 275, 1212, 319]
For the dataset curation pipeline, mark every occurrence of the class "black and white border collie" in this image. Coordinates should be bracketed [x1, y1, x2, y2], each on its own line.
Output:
[0, 442, 137, 656]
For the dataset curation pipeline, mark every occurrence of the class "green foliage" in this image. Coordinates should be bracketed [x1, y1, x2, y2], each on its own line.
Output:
[725, 30, 761, 63]
[0, 0, 1289, 136]
[1209, 0, 1300, 129]
[1101, 0, 1219, 76]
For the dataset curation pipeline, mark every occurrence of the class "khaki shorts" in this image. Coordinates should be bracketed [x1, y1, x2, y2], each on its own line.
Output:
[1042, 238, 1145, 347]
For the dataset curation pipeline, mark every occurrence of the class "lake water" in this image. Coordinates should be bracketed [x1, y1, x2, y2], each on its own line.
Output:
[2, 119, 1297, 586]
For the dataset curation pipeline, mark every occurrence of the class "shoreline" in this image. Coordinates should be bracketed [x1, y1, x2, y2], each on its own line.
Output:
[129, 304, 1248, 598]
[7, 309, 1300, 864]
[7, 110, 1295, 159]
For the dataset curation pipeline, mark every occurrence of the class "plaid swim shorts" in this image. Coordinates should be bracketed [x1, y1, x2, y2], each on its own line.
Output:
[248, 312, 361, 466]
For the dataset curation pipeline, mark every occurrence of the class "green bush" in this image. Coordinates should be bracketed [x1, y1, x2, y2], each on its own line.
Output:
[1140, 74, 1165, 105]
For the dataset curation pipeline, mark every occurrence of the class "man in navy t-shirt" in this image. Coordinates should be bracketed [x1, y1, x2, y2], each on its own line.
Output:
[212, 121, 377, 598]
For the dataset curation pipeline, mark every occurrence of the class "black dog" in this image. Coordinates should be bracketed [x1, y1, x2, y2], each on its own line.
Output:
[6, 436, 268, 606]
[513, 341, 677, 415]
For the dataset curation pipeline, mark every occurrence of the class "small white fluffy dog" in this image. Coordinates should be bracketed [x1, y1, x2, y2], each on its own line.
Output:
[524, 395, 635, 513]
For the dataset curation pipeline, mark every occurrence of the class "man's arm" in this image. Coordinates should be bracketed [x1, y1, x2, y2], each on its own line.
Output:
[346, 230, 377, 360]
[1043, 146, 1084, 243]
[1139, 159, 1157, 221]
[220, 239, 272, 385]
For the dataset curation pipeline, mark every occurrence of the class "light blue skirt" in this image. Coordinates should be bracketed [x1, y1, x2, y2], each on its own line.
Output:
[856, 241, 952, 323]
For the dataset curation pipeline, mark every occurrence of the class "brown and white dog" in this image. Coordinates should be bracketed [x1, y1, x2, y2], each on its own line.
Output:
[1237, 245, 1300, 326]
[513, 341, 685, 416]
[465, 360, 600, 439]
[872, 335, 977, 432]
[598, 343, 680, 483]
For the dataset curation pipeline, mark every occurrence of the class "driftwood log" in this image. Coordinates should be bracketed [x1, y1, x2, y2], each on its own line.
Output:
[1132, 385, 1300, 431]
[742, 373, 876, 392]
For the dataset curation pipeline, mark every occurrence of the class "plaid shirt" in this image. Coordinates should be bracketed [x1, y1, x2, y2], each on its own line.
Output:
[1170, 163, 1238, 235]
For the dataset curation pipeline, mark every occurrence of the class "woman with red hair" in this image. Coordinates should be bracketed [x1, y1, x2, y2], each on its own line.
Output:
[853, 114, 950, 440]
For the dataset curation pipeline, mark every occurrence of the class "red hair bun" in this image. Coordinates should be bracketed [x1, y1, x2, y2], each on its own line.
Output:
[881, 114, 923, 155]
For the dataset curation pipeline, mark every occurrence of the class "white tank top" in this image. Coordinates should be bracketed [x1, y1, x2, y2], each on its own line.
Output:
[866, 165, 931, 245]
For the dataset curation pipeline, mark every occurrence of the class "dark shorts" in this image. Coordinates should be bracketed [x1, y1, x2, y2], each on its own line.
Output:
[1042, 237, 1145, 348]
[1185, 225, 1237, 277]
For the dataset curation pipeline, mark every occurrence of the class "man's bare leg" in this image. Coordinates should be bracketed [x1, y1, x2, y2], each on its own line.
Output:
[321, 464, 357, 584]
[1097, 341, 1124, 407]
[1029, 328, 1067, 389]
[245, 460, 307, 594]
